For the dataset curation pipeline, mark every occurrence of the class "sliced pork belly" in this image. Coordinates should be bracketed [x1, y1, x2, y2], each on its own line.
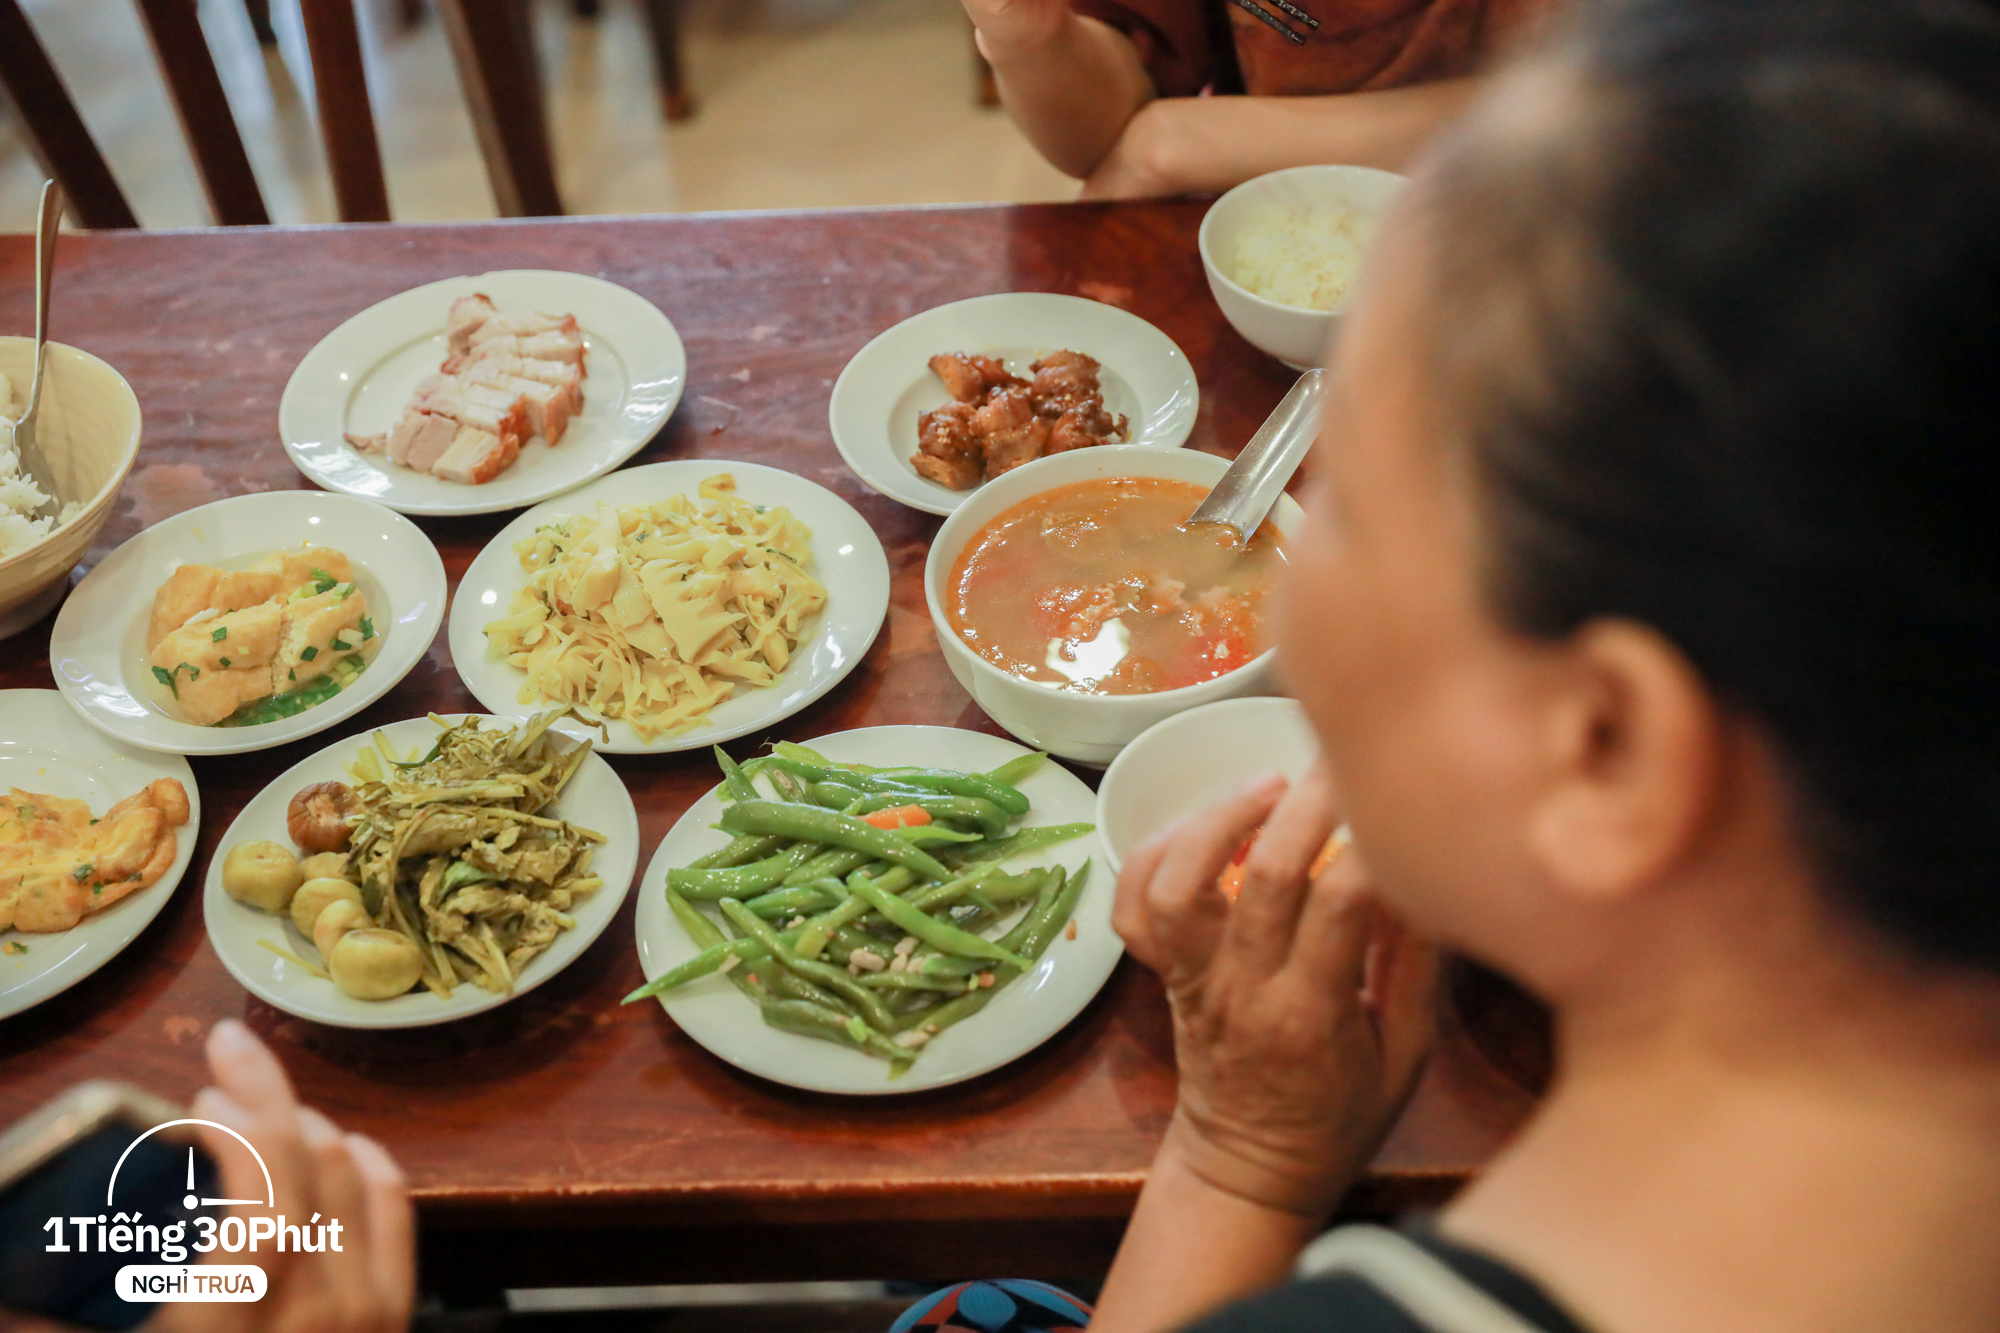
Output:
[447, 293, 499, 354]
[431, 424, 518, 485]
[455, 350, 584, 412]
[455, 363, 573, 443]
[467, 311, 578, 347]
[409, 381, 528, 450]
[448, 331, 584, 368]
[387, 409, 461, 472]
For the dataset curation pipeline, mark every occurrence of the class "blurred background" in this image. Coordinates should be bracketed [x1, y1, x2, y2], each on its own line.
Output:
[0, 0, 1077, 230]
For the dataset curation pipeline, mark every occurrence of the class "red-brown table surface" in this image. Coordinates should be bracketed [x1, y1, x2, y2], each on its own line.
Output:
[0, 204, 1538, 1290]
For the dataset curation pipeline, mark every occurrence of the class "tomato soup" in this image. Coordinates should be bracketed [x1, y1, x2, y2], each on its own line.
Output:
[947, 477, 1286, 695]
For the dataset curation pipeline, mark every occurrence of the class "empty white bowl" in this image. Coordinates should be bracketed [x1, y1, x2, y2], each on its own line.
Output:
[1096, 696, 1321, 877]
[1198, 164, 1406, 370]
[924, 445, 1303, 767]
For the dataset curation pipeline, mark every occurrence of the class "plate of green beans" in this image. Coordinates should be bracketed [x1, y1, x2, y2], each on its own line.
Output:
[629, 725, 1117, 1092]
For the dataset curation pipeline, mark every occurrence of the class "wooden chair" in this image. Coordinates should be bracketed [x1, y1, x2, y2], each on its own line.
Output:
[434, 0, 565, 216]
[0, 0, 391, 226]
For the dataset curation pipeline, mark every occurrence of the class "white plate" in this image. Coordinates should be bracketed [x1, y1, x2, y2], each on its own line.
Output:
[448, 460, 891, 754]
[202, 713, 639, 1029]
[279, 270, 686, 517]
[49, 491, 447, 757]
[635, 725, 1120, 1094]
[828, 293, 1200, 516]
[0, 690, 201, 1020]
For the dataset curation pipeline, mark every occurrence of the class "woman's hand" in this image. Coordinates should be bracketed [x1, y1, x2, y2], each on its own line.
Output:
[959, 0, 1074, 62]
[1114, 763, 1439, 1217]
[154, 1021, 414, 1333]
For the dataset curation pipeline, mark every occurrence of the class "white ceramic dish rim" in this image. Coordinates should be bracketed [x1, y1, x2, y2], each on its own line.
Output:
[922, 444, 1304, 715]
[636, 724, 1121, 1094]
[0, 339, 142, 580]
[49, 490, 448, 757]
[0, 690, 201, 1020]
[1094, 694, 1317, 877]
[446, 459, 892, 754]
[201, 713, 639, 1029]
[277, 269, 686, 517]
[1197, 164, 1410, 320]
[826, 291, 1201, 517]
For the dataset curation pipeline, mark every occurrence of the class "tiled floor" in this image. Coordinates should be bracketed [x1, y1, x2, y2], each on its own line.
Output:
[0, 0, 1078, 231]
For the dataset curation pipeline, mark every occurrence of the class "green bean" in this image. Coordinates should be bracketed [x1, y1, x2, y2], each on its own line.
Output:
[897, 866, 1087, 1027]
[919, 871, 1066, 979]
[665, 886, 726, 948]
[782, 846, 874, 887]
[771, 740, 836, 767]
[809, 780, 870, 809]
[765, 765, 815, 804]
[794, 866, 917, 958]
[719, 898, 901, 1032]
[762, 965, 850, 1011]
[741, 885, 841, 920]
[845, 873, 1030, 970]
[937, 823, 1095, 870]
[758, 998, 912, 1066]
[852, 791, 1009, 837]
[621, 926, 803, 1003]
[859, 767, 1030, 816]
[715, 745, 761, 804]
[719, 801, 951, 880]
[686, 833, 787, 871]
[987, 751, 1049, 787]
[859, 970, 973, 992]
[667, 840, 826, 899]
[894, 825, 984, 847]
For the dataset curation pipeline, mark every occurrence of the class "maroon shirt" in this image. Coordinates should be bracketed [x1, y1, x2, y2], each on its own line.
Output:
[1070, 0, 1546, 97]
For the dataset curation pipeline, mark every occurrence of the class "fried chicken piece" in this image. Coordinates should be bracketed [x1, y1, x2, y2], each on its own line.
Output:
[1048, 406, 1110, 454]
[929, 353, 1022, 404]
[912, 399, 986, 491]
[1029, 350, 1102, 401]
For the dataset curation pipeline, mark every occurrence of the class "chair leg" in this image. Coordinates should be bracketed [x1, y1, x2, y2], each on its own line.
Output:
[134, 0, 271, 225]
[0, 0, 137, 228]
[641, 0, 692, 122]
[299, 0, 390, 221]
[434, 0, 564, 216]
[245, 0, 277, 45]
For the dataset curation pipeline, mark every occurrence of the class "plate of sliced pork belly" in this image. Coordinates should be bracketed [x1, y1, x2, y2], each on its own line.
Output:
[280, 270, 685, 516]
[828, 292, 1199, 516]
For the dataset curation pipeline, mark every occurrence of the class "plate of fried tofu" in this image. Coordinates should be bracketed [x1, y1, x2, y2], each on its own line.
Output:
[279, 270, 685, 517]
[48, 491, 447, 755]
[0, 690, 200, 1019]
[828, 292, 1199, 516]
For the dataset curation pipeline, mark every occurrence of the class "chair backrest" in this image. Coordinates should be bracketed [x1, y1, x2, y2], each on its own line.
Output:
[0, 0, 393, 226]
[434, 0, 564, 217]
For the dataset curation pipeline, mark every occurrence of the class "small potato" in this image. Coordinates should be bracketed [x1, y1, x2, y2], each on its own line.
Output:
[297, 852, 350, 883]
[221, 841, 302, 913]
[291, 878, 364, 936]
[312, 897, 373, 959]
[329, 929, 424, 1001]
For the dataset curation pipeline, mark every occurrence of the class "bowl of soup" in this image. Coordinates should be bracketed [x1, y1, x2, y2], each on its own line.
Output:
[925, 445, 1303, 765]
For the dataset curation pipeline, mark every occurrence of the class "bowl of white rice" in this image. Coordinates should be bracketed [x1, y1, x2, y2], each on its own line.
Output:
[0, 337, 142, 636]
[1199, 164, 1406, 370]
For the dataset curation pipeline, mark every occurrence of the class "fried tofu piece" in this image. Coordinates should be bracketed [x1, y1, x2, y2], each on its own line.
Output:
[146, 566, 223, 650]
[172, 666, 273, 727]
[151, 600, 283, 677]
[274, 588, 368, 691]
[0, 779, 191, 933]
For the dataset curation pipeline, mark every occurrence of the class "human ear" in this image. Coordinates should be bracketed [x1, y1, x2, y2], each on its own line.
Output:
[1523, 619, 1723, 903]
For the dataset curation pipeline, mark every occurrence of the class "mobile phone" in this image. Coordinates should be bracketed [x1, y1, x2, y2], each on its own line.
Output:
[0, 1081, 218, 1331]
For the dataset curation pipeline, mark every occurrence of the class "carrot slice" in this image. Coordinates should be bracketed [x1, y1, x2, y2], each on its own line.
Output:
[863, 805, 932, 830]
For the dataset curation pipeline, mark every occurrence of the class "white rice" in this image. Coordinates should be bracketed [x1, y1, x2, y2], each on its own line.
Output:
[0, 370, 82, 560]
[1230, 202, 1376, 312]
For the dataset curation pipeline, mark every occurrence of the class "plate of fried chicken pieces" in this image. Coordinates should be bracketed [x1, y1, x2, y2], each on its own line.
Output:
[828, 293, 1199, 515]
[0, 690, 199, 1020]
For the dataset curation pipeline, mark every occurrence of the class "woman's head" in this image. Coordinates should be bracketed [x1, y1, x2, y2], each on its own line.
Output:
[1280, 0, 2000, 992]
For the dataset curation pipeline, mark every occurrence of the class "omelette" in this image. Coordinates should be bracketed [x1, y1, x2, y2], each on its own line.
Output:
[146, 548, 381, 727]
[0, 779, 191, 933]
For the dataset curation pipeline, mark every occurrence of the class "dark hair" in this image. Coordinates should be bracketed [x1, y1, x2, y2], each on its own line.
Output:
[1422, 0, 2000, 968]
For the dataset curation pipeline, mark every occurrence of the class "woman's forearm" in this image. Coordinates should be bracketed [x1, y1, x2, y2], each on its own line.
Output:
[1083, 78, 1483, 198]
[984, 13, 1157, 179]
[1089, 1121, 1322, 1333]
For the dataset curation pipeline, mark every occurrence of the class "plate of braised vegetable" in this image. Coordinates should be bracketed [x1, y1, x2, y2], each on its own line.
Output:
[630, 725, 1118, 1092]
[203, 709, 639, 1028]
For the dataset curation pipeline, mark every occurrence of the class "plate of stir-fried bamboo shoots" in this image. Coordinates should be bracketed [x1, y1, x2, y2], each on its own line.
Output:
[203, 710, 638, 1028]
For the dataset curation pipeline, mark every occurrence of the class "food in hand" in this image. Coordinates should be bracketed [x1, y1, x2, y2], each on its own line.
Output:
[483, 474, 827, 741]
[625, 742, 1094, 1076]
[343, 293, 587, 486]
[0, 779, 191, 932]
[912, 350, 1129, 491]
[235, 710, 605, 1003]
[328, 928, 426, 1000]
[949, 477, 1284, 694]
[222, 840, 303, 912]
[287, 782, 357, 854]
[145, 549, 380, 727]
[1231, 202, 1374, 312]
[290, 877, 363, 936]
[1216, 825, 1351, 900]
[312, 897, 372, 959]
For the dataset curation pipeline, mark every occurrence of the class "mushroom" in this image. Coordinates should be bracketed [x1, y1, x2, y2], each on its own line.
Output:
[286, 782, 357, 855]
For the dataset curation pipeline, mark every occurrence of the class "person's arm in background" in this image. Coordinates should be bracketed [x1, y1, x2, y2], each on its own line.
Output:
[1089, 765, 1438, 1333]
[961, 0, 1159, 178]
[1080, 79, 1480, 197]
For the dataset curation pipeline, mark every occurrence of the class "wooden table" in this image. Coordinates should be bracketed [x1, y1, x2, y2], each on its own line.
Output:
[0, 203, 1541, 1291]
